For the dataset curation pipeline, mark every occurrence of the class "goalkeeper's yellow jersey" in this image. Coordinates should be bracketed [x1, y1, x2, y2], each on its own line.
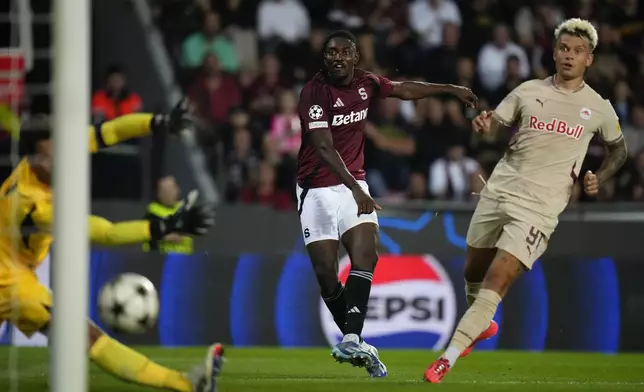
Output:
[0, 114, 156, 284]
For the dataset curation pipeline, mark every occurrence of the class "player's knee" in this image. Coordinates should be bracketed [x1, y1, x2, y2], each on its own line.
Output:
[481, 251, 523, 297]
[349, 243, 378, 272]
[464, 246, 496, 282]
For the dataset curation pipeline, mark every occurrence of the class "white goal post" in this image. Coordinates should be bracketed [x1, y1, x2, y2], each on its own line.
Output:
[50, 0, 90, 391]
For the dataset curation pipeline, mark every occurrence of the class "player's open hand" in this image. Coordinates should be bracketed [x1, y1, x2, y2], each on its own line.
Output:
[472, 111, 494, 133]
[584, 170, 599, 196]
[448, 85, 478, 108]
[351, 185, 382, 216]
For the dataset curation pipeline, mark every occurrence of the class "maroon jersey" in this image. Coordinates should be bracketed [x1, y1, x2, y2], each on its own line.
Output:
[296, 69, 395, 188]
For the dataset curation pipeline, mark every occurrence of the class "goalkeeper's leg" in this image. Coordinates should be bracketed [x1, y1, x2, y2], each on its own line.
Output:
[87, 322, 196, 391]
[38, 318, 223, 391]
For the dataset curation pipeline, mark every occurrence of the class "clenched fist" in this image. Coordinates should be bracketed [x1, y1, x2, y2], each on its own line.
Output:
[472, 111, 494, 133]
[584, 170, 599, 196]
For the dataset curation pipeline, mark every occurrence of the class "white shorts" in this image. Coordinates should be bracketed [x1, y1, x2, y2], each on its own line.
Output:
[296, 180, 378, 245]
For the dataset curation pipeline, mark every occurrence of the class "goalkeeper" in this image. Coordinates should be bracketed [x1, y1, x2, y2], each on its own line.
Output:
[0, 101, 222, 392]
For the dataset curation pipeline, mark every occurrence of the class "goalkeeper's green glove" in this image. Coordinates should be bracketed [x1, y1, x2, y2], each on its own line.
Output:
[149, 190, 215, 240]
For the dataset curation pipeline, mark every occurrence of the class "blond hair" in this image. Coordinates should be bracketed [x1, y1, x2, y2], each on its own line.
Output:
[554, 18, 598, 51]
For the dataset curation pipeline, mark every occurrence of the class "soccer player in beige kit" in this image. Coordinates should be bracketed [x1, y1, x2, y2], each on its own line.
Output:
[424, 18, 628, 383]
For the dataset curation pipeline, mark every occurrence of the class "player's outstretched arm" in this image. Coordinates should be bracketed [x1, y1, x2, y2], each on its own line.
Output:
[389, 81, 477, 107]
[89, 190, 214, 246]
[88, 216, 152, 245]
[88, 99, 194, 153]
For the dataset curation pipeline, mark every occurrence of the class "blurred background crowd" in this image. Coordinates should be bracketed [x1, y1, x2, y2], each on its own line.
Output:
[13, 0, 644, 208]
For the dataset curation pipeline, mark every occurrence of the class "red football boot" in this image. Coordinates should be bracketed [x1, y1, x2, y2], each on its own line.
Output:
[423, 358, 450, 383]
[459, 320, 499, 358]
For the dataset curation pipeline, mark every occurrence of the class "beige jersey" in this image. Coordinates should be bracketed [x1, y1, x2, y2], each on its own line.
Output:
[483, 76, 623, 233]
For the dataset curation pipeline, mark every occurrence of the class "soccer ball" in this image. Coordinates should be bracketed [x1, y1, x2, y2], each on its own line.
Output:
[98, 273, 160, 334]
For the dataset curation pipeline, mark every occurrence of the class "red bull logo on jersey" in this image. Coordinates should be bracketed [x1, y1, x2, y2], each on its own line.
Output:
[331, 108, 368, 127]
[529, 116, 584, 140]
[319, 254, 457, 349]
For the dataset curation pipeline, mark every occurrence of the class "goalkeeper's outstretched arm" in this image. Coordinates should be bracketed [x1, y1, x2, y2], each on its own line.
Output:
[88, 98, 192, 153]
[88, 114, 154, 153]
[89, 216, 152, 245]
[86, 190, 214, 246]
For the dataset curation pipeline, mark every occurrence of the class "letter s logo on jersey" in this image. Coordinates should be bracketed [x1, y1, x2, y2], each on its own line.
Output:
[320, 254, 456, 349]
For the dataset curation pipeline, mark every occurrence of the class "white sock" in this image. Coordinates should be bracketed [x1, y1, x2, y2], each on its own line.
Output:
[442, 346, 461, 367]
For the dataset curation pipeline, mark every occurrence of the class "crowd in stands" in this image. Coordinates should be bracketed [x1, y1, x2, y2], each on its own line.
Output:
[147, 0, 644, 208]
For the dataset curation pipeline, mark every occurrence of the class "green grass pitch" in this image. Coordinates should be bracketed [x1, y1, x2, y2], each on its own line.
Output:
[1, 347, 643, 391]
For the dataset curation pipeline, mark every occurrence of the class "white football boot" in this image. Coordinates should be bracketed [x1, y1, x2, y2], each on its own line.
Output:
[187, 343, 225, 392]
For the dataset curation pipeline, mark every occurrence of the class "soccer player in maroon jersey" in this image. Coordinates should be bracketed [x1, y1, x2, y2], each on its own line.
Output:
[295, 30, 477, 377]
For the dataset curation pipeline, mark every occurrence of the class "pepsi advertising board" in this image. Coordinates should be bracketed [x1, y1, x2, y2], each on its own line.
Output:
[4, 203, 644, 352]
[76, 246, 643, 353]
[320, 255, 457, 350]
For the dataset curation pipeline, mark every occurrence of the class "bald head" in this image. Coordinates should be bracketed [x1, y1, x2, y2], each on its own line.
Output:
[157, 176, 180, 206]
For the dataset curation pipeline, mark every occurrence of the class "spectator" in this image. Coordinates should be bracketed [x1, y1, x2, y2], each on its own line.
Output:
[246, 54, 291, 124]
[370, 0, 418, 76]
[488, 55, 527, 105]
[454, 57, 484, 106]
[257, 0, 310, 51]
[429, 138, 484, 201]
[151, 0, 644, 203]
[477, 24, 530, 92]
[225, 128, 259, 201]
[623, 105, 644, 156]
[424, 23, 463, 83]
[181, 11, 240, 72]
[265, 89, 301, 159]
[292, 27, 327, 82]
[411, 97, 449, 173]
[328, 0, 367, 31]
[188, 54, 242, 126]
[444, 99, 469, 134]
[585, 24, 627, 96]
[459, 0, 498, 57]
[220, 0, 261, 69]
[408, 0, 461, 50]
[91, 65, 142, 123]
[514, 3, 564, 49]
[610, 0, 644, 49]
[265, 89, 301, 188]
[407, 172, 429, 200]
[612, 80, 631, 123]
[630, 149, 644, 200]
[240, 160, 294, 210]
[364, 98, 416, 197]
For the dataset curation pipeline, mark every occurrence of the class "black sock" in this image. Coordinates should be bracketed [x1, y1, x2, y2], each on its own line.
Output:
[344, 269, 373, 337]
[322, 282, 346, 334]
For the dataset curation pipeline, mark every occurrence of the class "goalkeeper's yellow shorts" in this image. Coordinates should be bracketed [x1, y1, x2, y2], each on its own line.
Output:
[0, 266, 52, 336]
